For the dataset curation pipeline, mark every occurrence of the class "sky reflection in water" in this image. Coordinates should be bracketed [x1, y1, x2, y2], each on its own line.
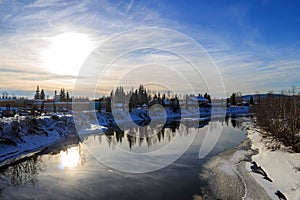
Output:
[0, 117, 252, 200]
[59, 146, 81, 169]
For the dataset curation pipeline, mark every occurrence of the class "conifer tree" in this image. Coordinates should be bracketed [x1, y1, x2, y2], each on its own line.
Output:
[66, 91, 70, 101]
[250, 95, 254, 105]
[34, 85, 40, 100]
[230, 93, 236, 105]
[40, 89, 45, 100]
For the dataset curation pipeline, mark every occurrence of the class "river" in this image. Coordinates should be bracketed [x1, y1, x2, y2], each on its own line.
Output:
[0, 116, 252, 200]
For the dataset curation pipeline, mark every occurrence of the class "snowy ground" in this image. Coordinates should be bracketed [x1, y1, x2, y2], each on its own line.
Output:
[198, 125, 300, 200]
[246, 126, 300, 200]
[198, 139, 272, 200]
[0, 114, 106, 168]
[0, 115, 68, 167]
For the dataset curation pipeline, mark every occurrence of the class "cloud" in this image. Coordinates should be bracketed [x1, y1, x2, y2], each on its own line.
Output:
[0, 0, 300, 98]
[209, 44, 300, 95]
[0, 0, 169, 97]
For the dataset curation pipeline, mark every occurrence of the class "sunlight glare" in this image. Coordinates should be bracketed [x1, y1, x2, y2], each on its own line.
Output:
[42, 32, 94, 76]
[60, 146, 80, 168]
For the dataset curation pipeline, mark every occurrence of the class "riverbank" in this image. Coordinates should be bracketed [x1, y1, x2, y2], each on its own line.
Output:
[246, 126, 300, 200]
[198, 138, 272, 199]
[0, 115, 75, 168]
[197, 125, 300, 200]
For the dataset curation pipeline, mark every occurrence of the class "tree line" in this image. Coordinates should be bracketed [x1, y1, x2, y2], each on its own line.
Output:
[112, 84, 181, 112]
[34, 85, 71, 101]
[227, 92, 254, 106]
[97, 84, 213, 112]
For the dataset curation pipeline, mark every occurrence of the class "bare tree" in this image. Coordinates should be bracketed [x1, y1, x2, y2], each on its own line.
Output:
[254, 90, 300, 152]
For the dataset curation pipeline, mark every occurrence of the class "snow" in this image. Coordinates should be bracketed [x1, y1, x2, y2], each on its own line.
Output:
[0, 114, 106, 167]
[199, 123, 300, 199]
[218, 160, 236, 176]
[246, 126, 300, 200]
[200, 144, 254, 200]
[0, 133, 60, 167]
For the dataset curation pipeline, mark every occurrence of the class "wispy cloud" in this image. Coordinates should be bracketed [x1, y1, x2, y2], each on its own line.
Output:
[0, 0, 168, 97]
[209, 43, 300, 95]
[1, 0, 300, 97]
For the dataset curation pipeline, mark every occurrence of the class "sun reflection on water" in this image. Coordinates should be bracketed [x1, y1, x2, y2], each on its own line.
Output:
[59, 146, 80, 169]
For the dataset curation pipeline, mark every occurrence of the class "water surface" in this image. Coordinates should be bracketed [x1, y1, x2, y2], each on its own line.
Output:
[0, 116, 251, 200]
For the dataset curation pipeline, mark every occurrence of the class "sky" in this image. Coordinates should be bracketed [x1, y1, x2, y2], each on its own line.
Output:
[0, 0, 300, 98]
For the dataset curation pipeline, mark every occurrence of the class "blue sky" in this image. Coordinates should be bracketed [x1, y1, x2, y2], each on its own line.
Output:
[0, 0, 300, 98]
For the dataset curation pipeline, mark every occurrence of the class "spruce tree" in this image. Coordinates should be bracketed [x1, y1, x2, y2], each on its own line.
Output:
[34, 85, 40, 100]
[60, 88, 66, 102]
[250, 95, 254, 105]
[40, 89, 45, 100]
[230, 93, 236, 105]
[207, 94, 211, 103]
[66, 92, 70, 101]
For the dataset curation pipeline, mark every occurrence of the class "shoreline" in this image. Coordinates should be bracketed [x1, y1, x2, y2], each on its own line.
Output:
[246, 126, 300, 200]
[0, 115, 79, 168]
[198, 124, 300, 200]
[198, 137, 272, 199]
[0, 134, 81, 168]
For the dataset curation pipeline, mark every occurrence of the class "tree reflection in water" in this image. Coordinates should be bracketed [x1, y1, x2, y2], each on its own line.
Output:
[0, 156, 43, 186]
[0, 186, 3, 198]
[224, 115, 253, 130]
[101, 119, 211, 150]
[100, 116, 250, 150]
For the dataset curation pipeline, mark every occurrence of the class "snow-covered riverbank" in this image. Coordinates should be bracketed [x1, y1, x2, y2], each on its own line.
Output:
[198, 136, 272, 199]
[198, 124, 300, 200]
[246, 126, 300, 200]
[0, 115, 77, 167]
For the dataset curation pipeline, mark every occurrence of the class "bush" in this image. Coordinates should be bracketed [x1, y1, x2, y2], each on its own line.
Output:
[254, 94, 300, 152]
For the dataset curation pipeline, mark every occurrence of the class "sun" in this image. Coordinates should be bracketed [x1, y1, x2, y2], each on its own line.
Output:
[42, 32, 94, 76]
